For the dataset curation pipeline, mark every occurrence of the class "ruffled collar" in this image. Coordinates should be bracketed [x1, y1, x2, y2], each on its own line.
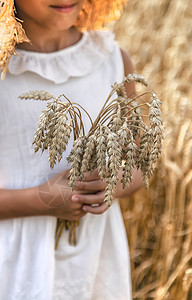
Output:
[9, 31, 115, 84]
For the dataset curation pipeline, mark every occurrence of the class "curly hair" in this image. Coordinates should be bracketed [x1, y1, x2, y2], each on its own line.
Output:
[76, 0, 127, 30]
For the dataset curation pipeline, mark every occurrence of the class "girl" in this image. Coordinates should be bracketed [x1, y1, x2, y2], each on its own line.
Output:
[0, 0, 142, 299]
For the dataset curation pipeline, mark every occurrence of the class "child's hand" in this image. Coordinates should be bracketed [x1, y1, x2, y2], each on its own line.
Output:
[39, 170, 86, 221]
[71, 169, 108, 215]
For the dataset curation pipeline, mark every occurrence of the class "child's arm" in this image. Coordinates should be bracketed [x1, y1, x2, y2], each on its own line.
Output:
[0, 170, 87, 221]
[120, 48, 137, 98]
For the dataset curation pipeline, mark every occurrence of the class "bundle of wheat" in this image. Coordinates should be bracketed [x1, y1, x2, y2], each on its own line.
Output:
[114, 0, 192, 299]
[20, 74, 163, 247]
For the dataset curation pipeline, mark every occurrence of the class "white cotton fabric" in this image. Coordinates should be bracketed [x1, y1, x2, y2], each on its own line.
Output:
[0, 31, 132, 300]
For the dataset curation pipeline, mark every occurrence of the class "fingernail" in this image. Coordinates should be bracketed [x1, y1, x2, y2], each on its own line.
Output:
[72, 196, 79, 202]
[82, 206, 88, 211]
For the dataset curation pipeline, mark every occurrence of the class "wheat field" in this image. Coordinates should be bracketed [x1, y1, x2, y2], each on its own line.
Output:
[114, 0, 192, 299]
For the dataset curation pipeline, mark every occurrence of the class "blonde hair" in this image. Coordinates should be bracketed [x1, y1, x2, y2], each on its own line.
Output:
[76, 0, 127, 30]
[0, 0, 127, 78]
[0, 0, 28, 78]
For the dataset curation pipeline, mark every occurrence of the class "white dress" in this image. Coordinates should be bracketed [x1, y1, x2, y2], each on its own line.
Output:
[0, 31, 132, 300]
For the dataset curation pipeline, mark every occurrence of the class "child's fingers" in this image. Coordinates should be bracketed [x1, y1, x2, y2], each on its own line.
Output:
[82, 169, 100, 181]
[82, 202, 108, 214]
[75, 179, 106, 191]
[72, 191, 104, 205]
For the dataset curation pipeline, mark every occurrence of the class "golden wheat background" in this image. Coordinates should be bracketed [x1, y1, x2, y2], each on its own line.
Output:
[114, 0, 192, 299]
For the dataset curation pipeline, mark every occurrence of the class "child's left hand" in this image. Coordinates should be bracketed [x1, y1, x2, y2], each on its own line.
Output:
[72, 169, 108, 214]
[72, 165, 143, 215]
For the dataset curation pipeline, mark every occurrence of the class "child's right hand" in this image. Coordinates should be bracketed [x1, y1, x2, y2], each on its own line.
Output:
[0, 169, 102, 220]
[38, 170, 87, 221]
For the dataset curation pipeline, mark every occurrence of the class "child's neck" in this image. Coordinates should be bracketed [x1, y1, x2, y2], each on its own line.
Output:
[17, 26, 82, 53]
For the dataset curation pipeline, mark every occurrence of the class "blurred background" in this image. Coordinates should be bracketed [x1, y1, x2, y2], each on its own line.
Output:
[114, 0, 192, 299]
